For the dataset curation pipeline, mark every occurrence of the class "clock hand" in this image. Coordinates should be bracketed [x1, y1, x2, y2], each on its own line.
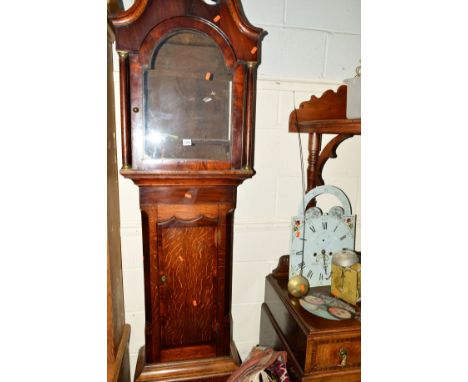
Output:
[322, 249, 328, 275]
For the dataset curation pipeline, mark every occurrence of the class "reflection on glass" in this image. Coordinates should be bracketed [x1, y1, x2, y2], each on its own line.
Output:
[143, 32, 232, 163]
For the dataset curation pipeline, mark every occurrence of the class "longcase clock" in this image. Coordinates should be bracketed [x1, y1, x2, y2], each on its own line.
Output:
[108, 1, 264, 381]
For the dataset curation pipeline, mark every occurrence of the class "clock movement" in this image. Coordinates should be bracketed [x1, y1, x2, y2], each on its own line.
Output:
[331, 249, 361, 305]
[108, 1, 264, 381]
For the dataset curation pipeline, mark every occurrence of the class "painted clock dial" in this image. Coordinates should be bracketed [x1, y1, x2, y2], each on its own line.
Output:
[290, 185, 356, 287]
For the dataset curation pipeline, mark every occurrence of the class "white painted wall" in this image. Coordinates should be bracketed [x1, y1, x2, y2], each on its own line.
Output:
[115, 0, 361, 374]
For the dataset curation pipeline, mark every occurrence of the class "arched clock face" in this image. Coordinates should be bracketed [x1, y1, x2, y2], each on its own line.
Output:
[290, 212, 356, 287]
[289, 185, 356, 288]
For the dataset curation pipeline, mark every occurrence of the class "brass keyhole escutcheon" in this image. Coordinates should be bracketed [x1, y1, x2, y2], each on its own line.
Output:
[339, 348, 348, 367]
[160, 275, 167, 283]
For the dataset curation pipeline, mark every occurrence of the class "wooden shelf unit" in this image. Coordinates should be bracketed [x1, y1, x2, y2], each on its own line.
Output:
[288, 85, 361, 192]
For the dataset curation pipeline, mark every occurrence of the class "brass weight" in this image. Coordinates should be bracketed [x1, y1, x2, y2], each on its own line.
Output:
[287, 274, 310, 297]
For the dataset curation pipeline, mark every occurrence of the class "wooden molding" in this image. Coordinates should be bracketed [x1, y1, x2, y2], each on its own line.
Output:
[109, 0, 264, 61]
[272, 255, 289, 278]
[135, 346, 239, 382]
[108, 0, 150, 27]
[289, 86, 348, 132]
[120, 169, 254, 187]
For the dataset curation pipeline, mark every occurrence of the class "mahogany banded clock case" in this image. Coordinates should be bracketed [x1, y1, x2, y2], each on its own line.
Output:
[108, 1, 264, 381]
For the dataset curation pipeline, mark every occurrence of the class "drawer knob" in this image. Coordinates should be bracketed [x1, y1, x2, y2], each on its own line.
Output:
[339, 348, 348, 367]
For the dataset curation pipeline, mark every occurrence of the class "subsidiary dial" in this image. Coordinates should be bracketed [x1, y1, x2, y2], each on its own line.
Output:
[305, 207, 322, 221]
[329, 206, 345, 219]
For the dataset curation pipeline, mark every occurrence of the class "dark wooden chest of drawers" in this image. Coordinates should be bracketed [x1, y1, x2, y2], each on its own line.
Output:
[259, 273, 361, 381]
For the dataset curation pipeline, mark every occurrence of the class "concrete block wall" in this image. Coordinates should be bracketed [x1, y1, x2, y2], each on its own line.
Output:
[116, 0, 360, 373]
[242, 0, 361, 80]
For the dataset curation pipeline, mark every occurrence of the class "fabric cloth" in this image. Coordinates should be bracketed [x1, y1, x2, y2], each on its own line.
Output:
[227, 346, 290, 382]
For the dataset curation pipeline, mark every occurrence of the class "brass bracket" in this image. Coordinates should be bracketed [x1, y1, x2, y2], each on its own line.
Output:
[117, 50, 129, 58]
[339, 348, 348, 367]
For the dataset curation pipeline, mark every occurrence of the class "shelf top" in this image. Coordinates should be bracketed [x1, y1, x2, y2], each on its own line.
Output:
[267, 274, 361, 335]
[290, 118, 361, 135]
[288, 85, 361, 135]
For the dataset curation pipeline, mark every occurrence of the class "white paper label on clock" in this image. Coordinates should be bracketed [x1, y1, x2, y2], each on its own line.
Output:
[182, 139, 192, 146]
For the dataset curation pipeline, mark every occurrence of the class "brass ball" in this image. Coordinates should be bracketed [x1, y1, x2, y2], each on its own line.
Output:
[287, 275, 310, 297]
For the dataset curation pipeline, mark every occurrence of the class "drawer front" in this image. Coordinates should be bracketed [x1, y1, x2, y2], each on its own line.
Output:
[307, 335, 360, 373]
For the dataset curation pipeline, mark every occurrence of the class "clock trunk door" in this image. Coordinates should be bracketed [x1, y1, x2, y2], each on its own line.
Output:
[158, 218, 219, 361]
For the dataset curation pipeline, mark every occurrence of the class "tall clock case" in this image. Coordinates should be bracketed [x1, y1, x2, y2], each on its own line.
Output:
[109, 1, 264, 380]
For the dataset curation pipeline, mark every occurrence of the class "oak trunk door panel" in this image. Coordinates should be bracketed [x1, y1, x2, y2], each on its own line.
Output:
[158, 218, 219, 353]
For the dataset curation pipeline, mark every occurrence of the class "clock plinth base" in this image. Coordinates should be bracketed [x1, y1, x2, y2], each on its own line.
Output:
[134, 342, 241, 382]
